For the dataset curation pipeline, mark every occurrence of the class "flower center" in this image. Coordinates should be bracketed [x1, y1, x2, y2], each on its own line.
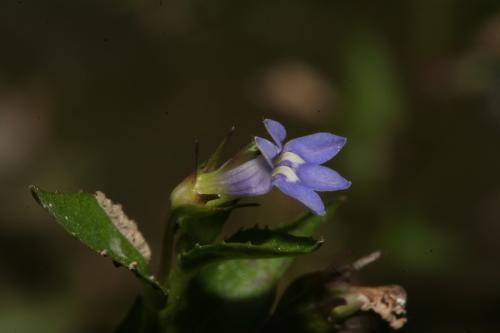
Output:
[272, 166, 299, 182]
[275, 151, 305, 167]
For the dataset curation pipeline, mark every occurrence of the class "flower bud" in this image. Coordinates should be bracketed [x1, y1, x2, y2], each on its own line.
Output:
[169, 134, 265, 245]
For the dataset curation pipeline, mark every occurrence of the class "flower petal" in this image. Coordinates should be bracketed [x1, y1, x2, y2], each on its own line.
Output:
[264, 119, 287, 147]
[284, 133, 346, 164]
[196, 156, 273, 196]
[273, 176, 326, 215]
[297, 164, 351, 192]
[217, 156, 273, 196]
[255, 136, 280, 167]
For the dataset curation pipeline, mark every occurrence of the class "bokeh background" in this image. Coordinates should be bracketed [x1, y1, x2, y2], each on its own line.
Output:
[1, 1, 500, 332]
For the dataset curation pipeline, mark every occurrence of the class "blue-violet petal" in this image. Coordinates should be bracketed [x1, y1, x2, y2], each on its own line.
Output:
[264, 119, 287, 147]
[297, 164, 351, 192]
[255, 136, 280, 167]
[273, 176, 326, 215]
[218, 156, 273, 196]
[284, 132, 346, 164]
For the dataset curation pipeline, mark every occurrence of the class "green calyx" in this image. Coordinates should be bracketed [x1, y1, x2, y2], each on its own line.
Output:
[170, 128, 258, 210]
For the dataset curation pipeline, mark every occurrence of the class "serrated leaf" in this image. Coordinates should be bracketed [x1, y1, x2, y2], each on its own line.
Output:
[176, 202, 341, 333]
[195, 201, 341, 299]
[180, 229, 322, 270]
[30, 186, 165, 294]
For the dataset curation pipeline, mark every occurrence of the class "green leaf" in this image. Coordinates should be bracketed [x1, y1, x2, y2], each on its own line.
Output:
[174, 202, 341, 333]
[197, 258, 291, 299]
[179, 228, 322, 270]
[195, 201, 341, 299]
[30, 186, 165, 294]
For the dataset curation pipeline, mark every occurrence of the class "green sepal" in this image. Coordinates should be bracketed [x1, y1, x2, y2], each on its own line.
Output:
[179, 228, 322, 270]
[30, 186, 165, 295]
[200, 126, 236, 173]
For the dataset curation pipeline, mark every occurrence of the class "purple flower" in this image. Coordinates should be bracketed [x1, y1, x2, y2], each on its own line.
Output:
[194, 119, 350, 215]
[254, 119, 351, 215]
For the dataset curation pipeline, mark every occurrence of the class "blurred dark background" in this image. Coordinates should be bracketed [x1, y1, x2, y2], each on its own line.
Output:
[1, 1, 500, 332]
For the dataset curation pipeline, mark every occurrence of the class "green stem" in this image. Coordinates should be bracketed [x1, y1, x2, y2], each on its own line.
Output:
[159, 212, 178, 285]
[158, 268, 191, 330]
[158, 232, 198, 332]
[156, 202, 232, 330]
[157, 210, 196, 331]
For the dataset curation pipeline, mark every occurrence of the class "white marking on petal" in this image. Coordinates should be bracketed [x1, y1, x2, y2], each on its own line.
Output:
[272, 166, 300, 182]
[276, 151, 305, 167]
